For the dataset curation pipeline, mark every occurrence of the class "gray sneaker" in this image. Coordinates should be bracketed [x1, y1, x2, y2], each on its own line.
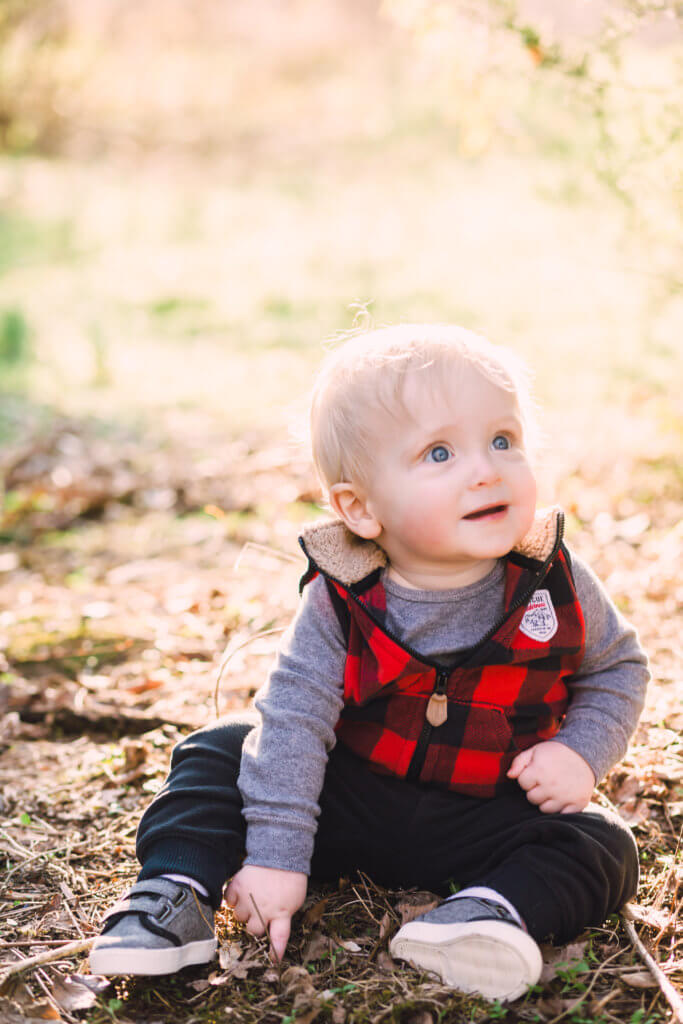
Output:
[90, 878, 217, 976]
[389, 896, 542, 1001]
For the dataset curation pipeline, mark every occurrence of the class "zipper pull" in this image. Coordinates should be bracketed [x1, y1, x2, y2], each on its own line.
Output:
[426, 671, 449, 727]
[426, 692, 448, 727]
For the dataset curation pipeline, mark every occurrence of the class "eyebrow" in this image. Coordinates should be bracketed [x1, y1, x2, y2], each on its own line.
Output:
[412, 413, 523, 445]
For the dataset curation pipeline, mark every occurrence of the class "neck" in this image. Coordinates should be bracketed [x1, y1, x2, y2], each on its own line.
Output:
[386, 557, 498, 591]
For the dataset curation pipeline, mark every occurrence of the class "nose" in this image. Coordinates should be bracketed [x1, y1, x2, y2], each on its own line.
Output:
[467, 450, 500, 488]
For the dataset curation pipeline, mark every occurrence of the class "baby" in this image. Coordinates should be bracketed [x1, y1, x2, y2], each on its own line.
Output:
[91, 325, 648, 1002]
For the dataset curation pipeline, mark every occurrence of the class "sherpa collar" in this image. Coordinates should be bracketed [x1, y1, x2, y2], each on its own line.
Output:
[300, 507, 564, 587]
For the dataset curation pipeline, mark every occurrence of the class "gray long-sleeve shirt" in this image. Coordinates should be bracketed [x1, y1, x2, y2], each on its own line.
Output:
[237, 551, 649, 875]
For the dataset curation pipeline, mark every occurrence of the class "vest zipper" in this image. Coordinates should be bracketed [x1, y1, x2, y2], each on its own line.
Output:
[299, 512, 565, 783]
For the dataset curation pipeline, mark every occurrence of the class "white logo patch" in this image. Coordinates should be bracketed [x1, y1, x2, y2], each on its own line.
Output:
[519, 589, 558, 642]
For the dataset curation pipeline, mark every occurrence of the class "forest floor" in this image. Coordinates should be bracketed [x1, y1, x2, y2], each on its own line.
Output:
[0, 398, 680, 1024]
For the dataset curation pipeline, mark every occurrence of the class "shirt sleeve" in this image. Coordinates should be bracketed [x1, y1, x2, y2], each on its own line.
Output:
[237, 574, 347, 875]
[552, 549, 650, 782]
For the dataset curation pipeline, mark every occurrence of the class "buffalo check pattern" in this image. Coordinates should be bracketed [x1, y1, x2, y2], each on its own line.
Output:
[304, 545, 585, 798]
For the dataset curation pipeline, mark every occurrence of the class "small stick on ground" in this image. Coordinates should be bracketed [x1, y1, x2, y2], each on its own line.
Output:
[0, 937, 95, 992]
[621, 905, 683, 1024]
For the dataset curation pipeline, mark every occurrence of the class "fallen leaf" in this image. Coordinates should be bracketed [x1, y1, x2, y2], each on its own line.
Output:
[337, 939, 361, 952]
[378, 911, 392, 942]
[618, 797, 651, 825]
[621, 970, 656, 988]
[125, 678, 164, 696]
[626, 903, 675, 932]
[331, 1007, 346, 1024]
[187, 979, 211, 993]
[302, 930, 335, 962]
[534, 995, 565, 1018]
[207, 971, 231, 987]
[281, 965, 316, 1000]
[0, 997, 63, 1023]
[540, 941, 588, 982]
[290, 1007, 319, 1024]
[376, 950, 395, 973]
[218, 940, 244, 969]
[303, 896, 328, 927]
[395, 893, 439, 926]
[49, 974, 108, 1012]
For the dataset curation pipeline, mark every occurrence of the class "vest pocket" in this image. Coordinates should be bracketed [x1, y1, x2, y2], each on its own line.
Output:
[422, 700, 518, 792]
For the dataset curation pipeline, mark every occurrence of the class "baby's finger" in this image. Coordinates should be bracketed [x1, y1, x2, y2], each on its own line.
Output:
[507, 748, 534, 779]
[268, 916, 291, 962]
[523, 784, 547, 805]
[245, 911, 267, 938]
[539, 797, 563, 813]
[514, 765, 540, 792]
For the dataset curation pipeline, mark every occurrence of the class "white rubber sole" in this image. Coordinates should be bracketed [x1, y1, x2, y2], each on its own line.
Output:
[89, 937, 217, 976]
[390, 919, 542, 1002]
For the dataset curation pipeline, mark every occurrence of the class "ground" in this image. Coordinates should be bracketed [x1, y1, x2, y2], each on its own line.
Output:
[0, 403, 680, 1024]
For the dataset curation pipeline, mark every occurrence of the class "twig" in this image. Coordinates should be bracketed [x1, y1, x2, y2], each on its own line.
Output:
[621, 904, 683, 1024]
[213, 628, 286, 716]
[0, 937, 95, 990]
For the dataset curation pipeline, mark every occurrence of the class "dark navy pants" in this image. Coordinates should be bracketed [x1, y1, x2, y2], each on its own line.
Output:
[136, 713, 638, 944]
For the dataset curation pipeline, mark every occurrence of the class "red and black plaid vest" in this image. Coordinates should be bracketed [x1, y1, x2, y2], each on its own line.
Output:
[301, 531, 585, 798]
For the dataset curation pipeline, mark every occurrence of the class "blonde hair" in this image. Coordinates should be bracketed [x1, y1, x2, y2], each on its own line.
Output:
[310, 324, 537, 492]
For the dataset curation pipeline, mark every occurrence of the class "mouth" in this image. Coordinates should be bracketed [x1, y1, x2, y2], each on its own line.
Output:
[463, 503, 508, 521]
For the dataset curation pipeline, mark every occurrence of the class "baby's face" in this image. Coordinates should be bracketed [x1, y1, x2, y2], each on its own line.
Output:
[362, 364, 537, 588]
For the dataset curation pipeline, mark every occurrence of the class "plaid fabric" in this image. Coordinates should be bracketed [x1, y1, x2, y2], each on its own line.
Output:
[309, 546, 585, 798]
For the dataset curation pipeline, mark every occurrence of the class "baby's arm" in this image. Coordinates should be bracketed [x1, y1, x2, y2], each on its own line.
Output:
[509, 552, 649, 813]
[232, 576, 346, 954]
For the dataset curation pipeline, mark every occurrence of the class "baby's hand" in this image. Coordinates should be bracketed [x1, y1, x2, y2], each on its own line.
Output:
[225, 865, 307, 961]
[507, 741, 595, 814]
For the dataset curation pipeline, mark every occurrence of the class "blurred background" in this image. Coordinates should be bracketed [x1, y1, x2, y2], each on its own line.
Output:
[1, 0, 681, 447]
[0, 0, 681, 724]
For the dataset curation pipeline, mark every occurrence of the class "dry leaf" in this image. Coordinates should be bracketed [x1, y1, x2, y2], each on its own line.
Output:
[331, 1007, 346, 1024]
[49, 973, 108, 1012]
[187, 979, 211, 993]
[621, 970, 656, 989]
[303, 896, 329, 927]
[281, 965, 316, 1001]
[376, 950, 395, 973]
[337, 939, 361, 952]
[0, 998, 63, 1023]
[218, 940, 244, 970]
[626, 903, 675, 932]
[534, 995, 565, 1018]
[540, 941, 588, 982]
[618, 797, 651, 825]
[290, 1007, 319, 1024]
[207, 971, 231, 987]
[302, 930, 335, 962]
[395, 894, 439, 926]
[378, 911, 392, 942]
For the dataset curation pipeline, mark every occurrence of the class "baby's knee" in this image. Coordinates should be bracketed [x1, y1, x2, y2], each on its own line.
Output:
[170, 713, 258, 770]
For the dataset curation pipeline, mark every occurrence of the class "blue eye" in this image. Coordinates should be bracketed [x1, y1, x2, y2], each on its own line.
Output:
[427, 444, 451, 463]
[492, 435, 510, 451]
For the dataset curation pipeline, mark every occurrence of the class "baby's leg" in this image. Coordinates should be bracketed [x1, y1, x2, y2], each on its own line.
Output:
[135, 712, 258, 906]
[311, 751, 638, 1000]
[90, 713, 257, 975]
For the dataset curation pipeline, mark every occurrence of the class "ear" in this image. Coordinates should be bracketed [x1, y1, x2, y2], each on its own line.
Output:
[329, 482, 382, 540]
